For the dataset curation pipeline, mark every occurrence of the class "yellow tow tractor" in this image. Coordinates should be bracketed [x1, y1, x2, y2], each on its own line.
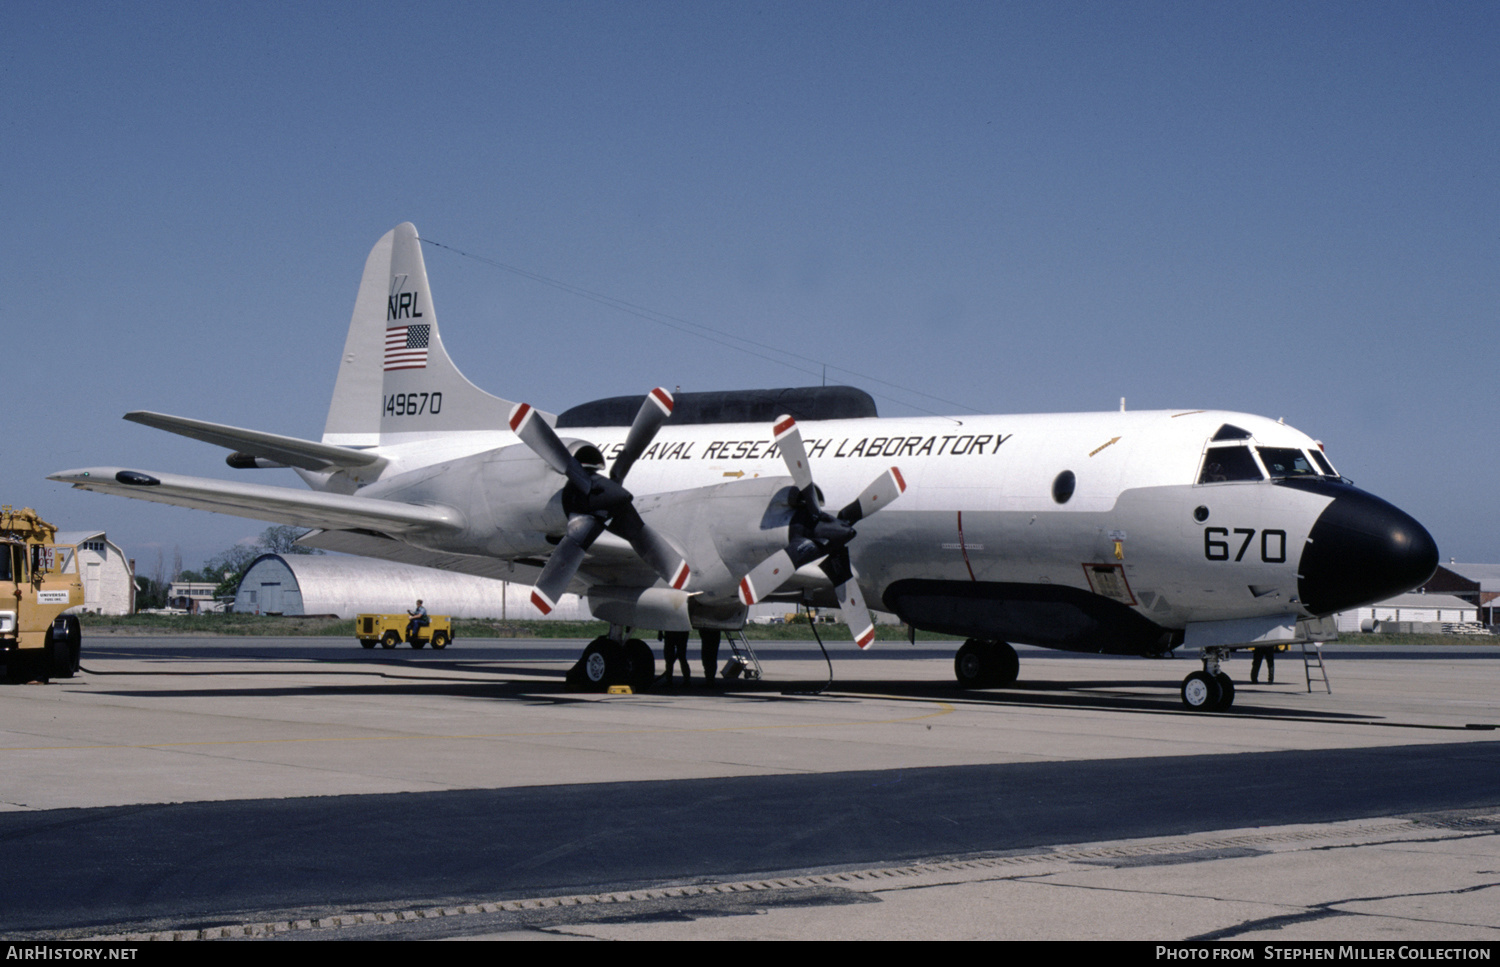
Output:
[1, 506, 84, 682]
[355, 612, 453, 650]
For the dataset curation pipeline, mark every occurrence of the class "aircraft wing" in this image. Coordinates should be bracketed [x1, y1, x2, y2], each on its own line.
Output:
[297, 528, 547, 586]
[48, 468, 460, 535]
[124, 411, 385, 473]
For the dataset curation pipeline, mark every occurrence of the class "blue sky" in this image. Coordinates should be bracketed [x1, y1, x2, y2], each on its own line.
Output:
[6, 1, 1497, 571]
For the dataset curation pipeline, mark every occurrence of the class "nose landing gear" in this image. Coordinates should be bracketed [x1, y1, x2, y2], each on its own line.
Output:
[1181, 648, 1234, 711]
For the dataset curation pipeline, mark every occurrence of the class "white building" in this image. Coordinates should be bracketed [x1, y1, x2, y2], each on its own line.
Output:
[166, 581, 223, 613]
[232, 553, 591, 620]
[56, 530, 135, 615]
[1334, 592, 1479, 633]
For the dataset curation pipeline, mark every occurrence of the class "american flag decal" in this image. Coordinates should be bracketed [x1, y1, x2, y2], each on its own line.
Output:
[385, 324, 430, 371]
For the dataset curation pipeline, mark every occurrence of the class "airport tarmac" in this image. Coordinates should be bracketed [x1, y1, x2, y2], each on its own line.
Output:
[1, 636, 1497, 941]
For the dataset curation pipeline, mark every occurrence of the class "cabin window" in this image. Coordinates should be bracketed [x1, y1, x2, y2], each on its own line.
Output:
[1256, 447, 1320, 478]
[1197, 446, 1263, 484]
[1051, 470, 1076, 504]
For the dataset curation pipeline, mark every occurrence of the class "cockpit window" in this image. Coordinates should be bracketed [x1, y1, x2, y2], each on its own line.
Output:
[1211, 423, 1252, 441]
[1256, 447, 1320, 478]
[1198, 446, 1264, 484]
[1308, 449, 1337, 477]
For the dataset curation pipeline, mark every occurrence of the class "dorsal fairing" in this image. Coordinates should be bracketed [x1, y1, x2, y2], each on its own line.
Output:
[322, 223, 516, 448]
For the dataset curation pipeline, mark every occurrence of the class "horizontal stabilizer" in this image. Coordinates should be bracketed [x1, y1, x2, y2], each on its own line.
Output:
[48, 467, 458, 535]
[125, 411, 386, 473]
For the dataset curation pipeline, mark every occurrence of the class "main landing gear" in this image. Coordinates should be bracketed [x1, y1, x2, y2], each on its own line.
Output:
[566, 632, 656, 693]
[953, 638, 1020, 689]
[1180, 648, 1235, 712]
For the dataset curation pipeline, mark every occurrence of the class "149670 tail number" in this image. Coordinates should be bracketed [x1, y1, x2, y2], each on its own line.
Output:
[384, 392, 442, 417]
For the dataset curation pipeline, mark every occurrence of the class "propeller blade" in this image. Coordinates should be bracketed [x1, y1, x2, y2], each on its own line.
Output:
[607, 503, 692, 590]
[838, 467, 907, 523]
[529, 514, 606, 615]
[509, 402, 592, 493]
[610, 387, 675, 484]
[834, 575, 877, 650]
[772, 415, 816, 497]
[737, 548, 796, 606]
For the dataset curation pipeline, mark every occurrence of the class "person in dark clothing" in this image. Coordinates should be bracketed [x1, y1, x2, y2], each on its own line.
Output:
[1250, 645, 1276, 684]
[661, 630, 690, 685]
[701, 629, 721, 683]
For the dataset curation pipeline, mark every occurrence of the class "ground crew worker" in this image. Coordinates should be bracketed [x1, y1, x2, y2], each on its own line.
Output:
[406, 599, 430, 643]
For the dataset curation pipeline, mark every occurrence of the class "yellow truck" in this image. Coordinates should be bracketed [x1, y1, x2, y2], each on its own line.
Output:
[1, 506, 84, 681]
[355, 612, 453, 650]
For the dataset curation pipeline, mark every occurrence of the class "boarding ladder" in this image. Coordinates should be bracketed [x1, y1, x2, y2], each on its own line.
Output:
[722, 630, 763, 681]
[1301, 641, 1331, 694]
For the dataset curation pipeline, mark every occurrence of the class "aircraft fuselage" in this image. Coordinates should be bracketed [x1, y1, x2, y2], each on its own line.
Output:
[330, 406, 1434, 655]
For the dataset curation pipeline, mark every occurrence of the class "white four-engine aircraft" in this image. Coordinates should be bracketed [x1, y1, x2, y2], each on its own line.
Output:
[51, 223, 1439, 710]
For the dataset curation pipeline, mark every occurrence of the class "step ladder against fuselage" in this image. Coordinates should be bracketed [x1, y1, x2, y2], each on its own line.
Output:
[720, 630, 763, 681]
[1301, 641, 1331, 694]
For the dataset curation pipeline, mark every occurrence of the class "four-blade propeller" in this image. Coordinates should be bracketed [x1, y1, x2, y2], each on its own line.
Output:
[509, 388, 689, 614]
[736, 415, 906, 648]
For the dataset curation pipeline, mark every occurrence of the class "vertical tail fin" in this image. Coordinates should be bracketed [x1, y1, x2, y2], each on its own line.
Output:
[323, 223, 514, 446]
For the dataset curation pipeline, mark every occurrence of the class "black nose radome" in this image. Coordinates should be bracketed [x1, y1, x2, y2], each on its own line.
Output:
[1291, 480, 1439, 616]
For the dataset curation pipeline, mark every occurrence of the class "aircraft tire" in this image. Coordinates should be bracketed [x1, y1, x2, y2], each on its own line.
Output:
[1214, 672, 1235, 711]
[995, 641, 1020, 686]
[624, 638, 655, 692]
[955, 639, 998, 689]
[1181, 671, 1223, 711]
[381, 631, 401, 649]
[575, 637, 626, 691]
[430, 631, 449, 650]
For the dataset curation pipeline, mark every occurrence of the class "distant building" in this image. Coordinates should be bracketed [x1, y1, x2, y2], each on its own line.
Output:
[166, 581, 223, 613]
[1422, 563, 1500, 627]
[231, 553, 591, 620]
[1334, 592, 1478, 633]
[56, 530, 135, 615]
